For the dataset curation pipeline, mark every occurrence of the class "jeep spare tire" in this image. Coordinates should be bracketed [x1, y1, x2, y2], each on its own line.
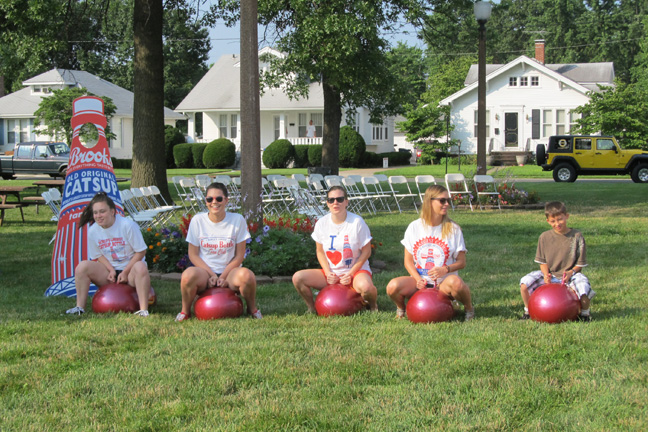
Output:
[553, 163, 577, 182]
[536, 144, 546, 166]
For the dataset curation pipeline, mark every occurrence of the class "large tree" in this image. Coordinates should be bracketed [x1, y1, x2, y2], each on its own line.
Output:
[214, 0, 426, 174]
[131, 0, 169, 198]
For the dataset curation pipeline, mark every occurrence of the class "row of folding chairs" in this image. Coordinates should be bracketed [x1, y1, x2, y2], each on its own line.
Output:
[171, 175, 242, 215]
[444, 173, 501, 211]
[120, 186, 181, 227]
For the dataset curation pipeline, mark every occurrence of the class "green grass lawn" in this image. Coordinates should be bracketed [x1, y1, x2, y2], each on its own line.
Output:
[1, 180, 647, 430]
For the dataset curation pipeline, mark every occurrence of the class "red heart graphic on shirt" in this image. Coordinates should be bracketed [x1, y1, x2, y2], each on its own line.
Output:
[326, 250, 342, 265]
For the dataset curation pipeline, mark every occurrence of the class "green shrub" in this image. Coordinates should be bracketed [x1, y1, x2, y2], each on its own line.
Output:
[191, 143, 208, 168]
[173, 143, 193, 168]
[376, 151, 411, 166]
[360, 151, 383, 168]
[110, 158, 133, 169]
[339, 125, 366, 167]
[164, 125, 185, 168]
[203, 138, 236, 169]
[262, 139, 295, 169]
[293, 145, 311, 168]
[307, 144, 322, 166]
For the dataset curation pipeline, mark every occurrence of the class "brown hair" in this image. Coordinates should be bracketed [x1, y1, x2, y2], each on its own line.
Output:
[326, 185, 348, 200]
[79, 192, 116, 229]
[544, 201, 568, 219]
[206, 182, 228, 198]
[420, 185, 455, 239]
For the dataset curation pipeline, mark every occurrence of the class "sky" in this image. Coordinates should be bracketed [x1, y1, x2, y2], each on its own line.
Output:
[206, 19, 424, 65]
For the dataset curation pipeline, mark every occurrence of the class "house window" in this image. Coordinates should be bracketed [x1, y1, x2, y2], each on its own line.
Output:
[351, 112, 360, 133]
[230, 114, 237, 139]
[274, 116, 280, 140]
[473, 110, 490, 138]
[556, 109, 566, 135]
[520, 77, 528, 86]
[542, 110, 553, 137]
[372, 124, 383, 141]
[531, 76, 539, 86]
[509, 77, 518, 87]
[219, 114, 228, 138]
[7, 119, 16, 144]
[299, 113, 323, 138]
[569, 111, 579, 133]
[20, 119, 29, 142]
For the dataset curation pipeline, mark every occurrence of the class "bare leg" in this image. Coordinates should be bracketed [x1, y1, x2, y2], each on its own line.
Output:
[74, 260, 111, 308]
[128, 261, 151, 311]
[386, 276, 418, 311]
[292, 269, 328, 313]
[520, 283, 531, 309]
[438, 275, 473, 312]
[227, 267, 258, 314]
[179, 267, 209, 315]
[352, 273, 378, 311]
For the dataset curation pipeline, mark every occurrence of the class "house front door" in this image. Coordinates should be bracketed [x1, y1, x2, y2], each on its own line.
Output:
[504, 113, 519, 148]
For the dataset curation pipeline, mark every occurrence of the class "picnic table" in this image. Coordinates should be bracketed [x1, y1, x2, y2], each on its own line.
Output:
[0, 185, 34, 226]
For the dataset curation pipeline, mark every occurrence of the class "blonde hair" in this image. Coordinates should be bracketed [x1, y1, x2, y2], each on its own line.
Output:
[420, 185, 455, 239]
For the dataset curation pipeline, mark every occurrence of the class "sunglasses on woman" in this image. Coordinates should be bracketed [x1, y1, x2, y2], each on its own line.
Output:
[431, 198, 451, 205]
[327, 196, 346, 204]
[205, 196, 225, 203]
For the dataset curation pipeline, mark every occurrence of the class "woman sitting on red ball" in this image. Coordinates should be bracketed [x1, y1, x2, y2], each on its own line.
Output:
[65, 192, 151, 316]
[386, 185, 475, 321]
[292, 185, 378, 313]
[176, 182, 261, 321]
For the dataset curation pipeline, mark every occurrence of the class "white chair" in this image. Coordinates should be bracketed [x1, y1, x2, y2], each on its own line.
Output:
[473, 175, 501, 210]
[361, 176, 391, 212]
[444, 173, 473, 211]
[415, 175, 437, 202]
[388, 176, 418, 213]
[179, 178, 207, 213]
[342, 177, 374, 214]
[119, 189, 156, 227]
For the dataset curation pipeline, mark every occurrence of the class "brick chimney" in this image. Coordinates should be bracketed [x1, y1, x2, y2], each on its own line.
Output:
[535, 40, 546, 64]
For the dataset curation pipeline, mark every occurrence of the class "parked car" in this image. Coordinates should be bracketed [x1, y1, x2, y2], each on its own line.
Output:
[0, 141, 70, 180]
[536, 135, 648, 183]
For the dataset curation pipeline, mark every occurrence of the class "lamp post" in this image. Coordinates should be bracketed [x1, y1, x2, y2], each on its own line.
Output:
[475, 1, 491, 175]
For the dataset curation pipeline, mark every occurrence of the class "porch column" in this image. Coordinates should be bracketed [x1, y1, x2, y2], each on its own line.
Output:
[187, 113, 195, 141]
[280, 114, 286, 138]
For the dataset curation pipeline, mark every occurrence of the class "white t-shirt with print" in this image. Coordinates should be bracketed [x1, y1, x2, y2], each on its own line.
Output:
[401, 218, 466, 284]
[186, 212, 251, 274]
[311, 212, 372, 275]
[87, 214, 147, 271]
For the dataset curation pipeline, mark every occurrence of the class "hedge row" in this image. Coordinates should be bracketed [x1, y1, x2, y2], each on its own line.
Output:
[172, 138, 236, 169]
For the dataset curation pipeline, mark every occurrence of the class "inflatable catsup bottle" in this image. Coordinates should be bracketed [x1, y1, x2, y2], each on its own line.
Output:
[45, 96, 124, 297]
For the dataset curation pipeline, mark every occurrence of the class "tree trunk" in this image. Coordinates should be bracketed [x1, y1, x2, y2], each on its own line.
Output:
[321, 75, 342, 176]
[240, 0, 263, 223]
[131, 0, 170, 200]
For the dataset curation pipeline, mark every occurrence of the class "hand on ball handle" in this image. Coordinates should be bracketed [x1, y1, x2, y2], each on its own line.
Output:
[326, 272, 340, 285]
[416, 278, 427, 290]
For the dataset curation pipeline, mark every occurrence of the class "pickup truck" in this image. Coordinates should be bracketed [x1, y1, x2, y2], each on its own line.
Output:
[0, 141, 70, 180]
[536, 135, 648, 183]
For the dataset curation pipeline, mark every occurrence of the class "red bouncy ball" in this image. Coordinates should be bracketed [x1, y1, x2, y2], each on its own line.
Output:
[194, 288, 244, 320]
[528, 283, 580, 323]
[148, 286, 157, 306]
[406, 288, 455, 323]
[92, 283, 139, 313]
[315, 284, 365, 317]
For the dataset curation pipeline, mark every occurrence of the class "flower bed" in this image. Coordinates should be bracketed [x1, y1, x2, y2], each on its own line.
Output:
[142, 215, 318, 277]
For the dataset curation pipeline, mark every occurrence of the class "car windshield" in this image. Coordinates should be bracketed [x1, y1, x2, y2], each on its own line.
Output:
[49, 143, 70, 155]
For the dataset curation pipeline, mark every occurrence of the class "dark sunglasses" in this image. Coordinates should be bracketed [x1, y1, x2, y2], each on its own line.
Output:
[327, 196, 346, 204]
[205, 196, 225, 203]
[431, 198, 451, 205]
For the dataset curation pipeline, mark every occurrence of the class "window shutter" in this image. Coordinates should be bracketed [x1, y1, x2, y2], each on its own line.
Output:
[532, 109, 540, 139]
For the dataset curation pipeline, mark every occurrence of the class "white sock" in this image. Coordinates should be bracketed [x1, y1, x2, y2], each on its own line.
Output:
[524, 307, 529, 314]
[581, 309, 590, 316]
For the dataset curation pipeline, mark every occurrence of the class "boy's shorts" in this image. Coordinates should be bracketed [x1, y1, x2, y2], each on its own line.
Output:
[520, 270, 596, 299]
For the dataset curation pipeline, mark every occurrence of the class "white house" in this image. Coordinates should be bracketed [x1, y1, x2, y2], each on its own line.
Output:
[175, 47, 395, 154]
[440, 41, 615, 156]
[0, 69, 185, 158]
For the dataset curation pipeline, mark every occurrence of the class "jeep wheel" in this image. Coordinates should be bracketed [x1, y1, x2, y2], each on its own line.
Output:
[553, 163, 577, 182]
[631, 163, 648, 183]
[536, 144, 546, 166]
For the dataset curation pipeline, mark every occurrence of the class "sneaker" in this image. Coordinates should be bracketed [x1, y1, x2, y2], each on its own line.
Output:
[578, 314, 591, 322]
[251, 309, 263, 319]
[396, 308, 406, 319]
[133, 310, 149, 317]
[519, 313, 530, 320]
[175, 311, 191, 322]
[66, 306, 85, 315]
[464, 309, 475, 322]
